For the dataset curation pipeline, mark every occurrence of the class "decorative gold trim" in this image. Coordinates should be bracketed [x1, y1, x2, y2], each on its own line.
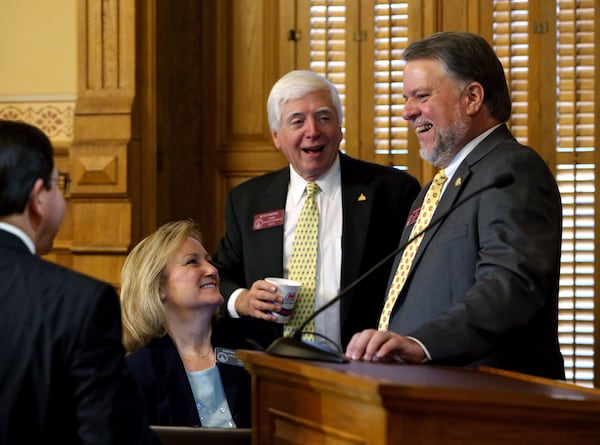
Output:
[0, 102, 74, 141]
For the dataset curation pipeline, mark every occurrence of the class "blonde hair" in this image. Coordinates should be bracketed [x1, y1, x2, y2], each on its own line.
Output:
[120, 219, 203, 353]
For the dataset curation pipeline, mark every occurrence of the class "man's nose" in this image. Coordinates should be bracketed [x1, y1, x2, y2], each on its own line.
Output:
[304, 117, 320, 137]
[402, 98, 419, 121]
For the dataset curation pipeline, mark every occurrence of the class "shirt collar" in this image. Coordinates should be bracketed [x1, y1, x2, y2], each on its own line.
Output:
[445, 124, 502, 182]
[0, 222, 36, 254]
[289, 153, 341, 204]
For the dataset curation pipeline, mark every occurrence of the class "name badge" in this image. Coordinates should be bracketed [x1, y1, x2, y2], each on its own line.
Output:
[215, 347, 244, 367]
[253, 209, 284, 231]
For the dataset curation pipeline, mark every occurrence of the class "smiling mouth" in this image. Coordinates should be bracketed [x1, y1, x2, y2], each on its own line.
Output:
[415, 124, 433, 133]
[301, 146, 324, 153]
[200, 283, 217, 289]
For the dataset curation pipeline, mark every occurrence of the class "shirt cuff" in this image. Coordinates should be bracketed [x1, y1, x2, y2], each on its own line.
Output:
[405, 336, 432, 363]
[227, 288, 245, 318]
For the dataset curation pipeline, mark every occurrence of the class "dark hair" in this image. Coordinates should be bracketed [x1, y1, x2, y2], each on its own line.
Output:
[403, 31, 512, 122]
[0, 120, 54, 216]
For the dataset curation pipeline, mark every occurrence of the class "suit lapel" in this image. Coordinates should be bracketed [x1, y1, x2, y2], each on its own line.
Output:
[404, 174, 462, 277]
[255, 169, 290, 277]
[408, 124, 513, 273]
[154, 336, 201, 425]
[339, 154, 375, 318]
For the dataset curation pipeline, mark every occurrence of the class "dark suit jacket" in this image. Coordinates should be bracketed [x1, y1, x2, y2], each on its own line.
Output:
[0, 229, 156, 445]
[126, 333, 252, 428]
[213, 152, 421, 348]
[388, 125, 565, 379]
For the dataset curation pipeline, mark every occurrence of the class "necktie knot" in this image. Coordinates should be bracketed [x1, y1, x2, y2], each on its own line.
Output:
[306, 181, 320, 198]
[433, 169, 447, 187]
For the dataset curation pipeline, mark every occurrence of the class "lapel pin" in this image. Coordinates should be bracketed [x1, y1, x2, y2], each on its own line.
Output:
[357, 193, 367, 202]
[454, 177, 462, 187]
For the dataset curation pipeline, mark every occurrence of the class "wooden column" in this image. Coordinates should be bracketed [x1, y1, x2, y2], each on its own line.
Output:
[70, 0, 156, 286]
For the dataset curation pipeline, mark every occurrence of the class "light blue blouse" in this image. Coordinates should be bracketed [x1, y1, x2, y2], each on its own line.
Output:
[186, 365, 236, 428]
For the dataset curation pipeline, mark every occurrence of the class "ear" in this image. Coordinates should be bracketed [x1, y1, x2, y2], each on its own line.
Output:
[27, 179, 47, 221]
[271, 131, 282, 151]
[464, 81, 485, 115]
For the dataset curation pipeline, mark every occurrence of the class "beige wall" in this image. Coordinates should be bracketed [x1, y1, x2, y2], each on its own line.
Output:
[0, 0, 77, 266]
[0, 0, 76, 96]
[0, 0, 76, 145]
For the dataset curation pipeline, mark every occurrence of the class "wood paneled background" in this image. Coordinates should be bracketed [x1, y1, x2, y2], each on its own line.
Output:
[46, 0, 486, 288]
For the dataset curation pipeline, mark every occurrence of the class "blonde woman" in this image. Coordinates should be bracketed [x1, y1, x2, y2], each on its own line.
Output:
[120, 219, 251, 427]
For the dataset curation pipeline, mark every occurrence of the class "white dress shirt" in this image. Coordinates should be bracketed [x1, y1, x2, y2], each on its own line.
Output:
[285, 155, 343, 348]
[227, 155, 343, 349]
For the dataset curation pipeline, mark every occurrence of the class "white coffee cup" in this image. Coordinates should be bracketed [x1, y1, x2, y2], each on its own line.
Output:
[265, 277, 302, 324]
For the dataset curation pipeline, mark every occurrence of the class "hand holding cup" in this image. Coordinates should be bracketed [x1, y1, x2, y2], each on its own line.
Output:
[265, 277, 302, 324]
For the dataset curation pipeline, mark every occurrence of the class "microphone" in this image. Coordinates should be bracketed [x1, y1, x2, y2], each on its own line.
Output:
[265, 172, 515, 363]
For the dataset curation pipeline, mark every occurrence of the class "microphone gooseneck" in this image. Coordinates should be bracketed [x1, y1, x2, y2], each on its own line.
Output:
[266, 172, 515, 363]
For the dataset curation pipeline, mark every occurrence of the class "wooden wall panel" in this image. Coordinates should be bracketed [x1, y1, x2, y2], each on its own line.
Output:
[71, 201, 131, 252]
[155, 0, 205, 240]
[65, 0, 498, 286]
[209, 0, 296, 251]
[229, 1, 269, 141]
[72, 254, 127, 289]
[218, 0, 278, 150]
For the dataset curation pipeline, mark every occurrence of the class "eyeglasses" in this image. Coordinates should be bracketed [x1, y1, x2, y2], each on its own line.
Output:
[50, 171, 71, 195]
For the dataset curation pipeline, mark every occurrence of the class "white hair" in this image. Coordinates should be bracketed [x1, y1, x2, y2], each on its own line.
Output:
[266, 70, 344, 132]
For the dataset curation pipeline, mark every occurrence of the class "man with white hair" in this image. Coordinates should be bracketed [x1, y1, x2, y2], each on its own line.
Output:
[213, 70, 421, 352]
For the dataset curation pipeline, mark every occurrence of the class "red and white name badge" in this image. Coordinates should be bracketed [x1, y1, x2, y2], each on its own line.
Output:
[253, 209, 285, 231]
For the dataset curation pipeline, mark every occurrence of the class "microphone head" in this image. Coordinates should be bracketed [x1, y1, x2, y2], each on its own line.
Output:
[493, 173, 514, 188]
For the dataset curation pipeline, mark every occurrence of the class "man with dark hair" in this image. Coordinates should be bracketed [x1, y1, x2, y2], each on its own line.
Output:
[346, 32, 565, 380]
[0, 120, 158, 444]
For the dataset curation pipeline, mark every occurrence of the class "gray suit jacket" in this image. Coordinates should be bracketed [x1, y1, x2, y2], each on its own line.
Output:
[388, 125, 565, 379]
[213, 152, 421, 348]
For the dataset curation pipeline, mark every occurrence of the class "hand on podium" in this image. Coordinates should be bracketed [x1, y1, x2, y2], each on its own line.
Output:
[345, 329, 426, 363]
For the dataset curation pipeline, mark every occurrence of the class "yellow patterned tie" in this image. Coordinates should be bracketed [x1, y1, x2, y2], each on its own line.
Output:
[378, 169, 447, 331]
[285, 182, 320, 341]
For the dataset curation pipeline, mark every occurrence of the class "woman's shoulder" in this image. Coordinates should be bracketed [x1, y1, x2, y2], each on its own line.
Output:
[126, 336, 178, 372]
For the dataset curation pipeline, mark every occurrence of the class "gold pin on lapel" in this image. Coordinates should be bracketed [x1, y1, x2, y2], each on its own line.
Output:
[454, 177, 462, 187]
[358, 193, 367, 202]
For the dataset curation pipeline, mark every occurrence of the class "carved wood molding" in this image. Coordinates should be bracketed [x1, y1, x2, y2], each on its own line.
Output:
[70, 0, 138, 261]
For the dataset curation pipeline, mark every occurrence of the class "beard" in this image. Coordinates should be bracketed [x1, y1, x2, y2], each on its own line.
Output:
[419, 116, 470, 168]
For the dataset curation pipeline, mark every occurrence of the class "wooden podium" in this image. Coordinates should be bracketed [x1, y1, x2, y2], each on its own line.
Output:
[237, 350, 600, 444]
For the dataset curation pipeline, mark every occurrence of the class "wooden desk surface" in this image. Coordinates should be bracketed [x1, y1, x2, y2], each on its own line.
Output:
[238, 349, 600, 412]
[239, 350, 600, 444]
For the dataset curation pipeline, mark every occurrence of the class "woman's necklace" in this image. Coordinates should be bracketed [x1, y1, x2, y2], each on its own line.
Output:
[180, 349, 213, 359]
